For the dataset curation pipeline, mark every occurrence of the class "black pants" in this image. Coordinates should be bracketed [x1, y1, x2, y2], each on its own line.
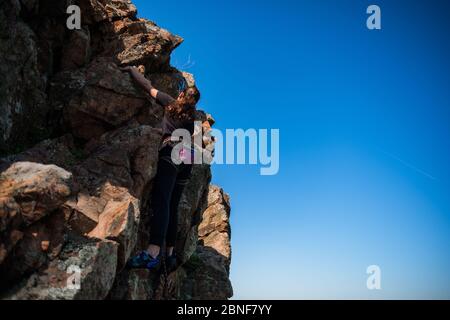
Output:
[149, 145, 192, 247]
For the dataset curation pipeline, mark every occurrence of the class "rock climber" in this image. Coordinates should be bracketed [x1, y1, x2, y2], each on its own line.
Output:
[120, 65, 205, 272]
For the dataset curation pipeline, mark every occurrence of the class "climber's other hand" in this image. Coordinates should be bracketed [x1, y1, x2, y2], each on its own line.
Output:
[136, 65, 146, 74]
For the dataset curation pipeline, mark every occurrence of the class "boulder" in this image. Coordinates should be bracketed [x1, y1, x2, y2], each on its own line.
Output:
[4, 235, 118, 300]
[0, 210, 67, 288]
[61, 59, 155, 140]
[198, 185, 232, 260]
[86, 184, 140, 269]
[0, 161, 73, 229]
[0, 162, 73, 288]
[76, 123, 162, 197]
[178, 246, 233, 300]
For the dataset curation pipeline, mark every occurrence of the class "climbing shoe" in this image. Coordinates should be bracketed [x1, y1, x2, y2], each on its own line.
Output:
[127, 250, 161, 271]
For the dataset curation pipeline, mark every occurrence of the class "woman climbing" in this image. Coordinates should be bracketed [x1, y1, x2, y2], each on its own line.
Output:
[120, 66, 201, 271]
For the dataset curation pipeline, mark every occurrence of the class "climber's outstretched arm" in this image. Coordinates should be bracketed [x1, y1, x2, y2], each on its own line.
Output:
[120, 66, 159, 99]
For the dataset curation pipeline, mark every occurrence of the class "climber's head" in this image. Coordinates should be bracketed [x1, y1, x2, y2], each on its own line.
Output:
[178, 86, 201, 106]
[167, 86, 201, 121]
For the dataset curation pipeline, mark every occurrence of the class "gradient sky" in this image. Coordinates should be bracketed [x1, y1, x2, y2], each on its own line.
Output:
[133, 0, 450, 299]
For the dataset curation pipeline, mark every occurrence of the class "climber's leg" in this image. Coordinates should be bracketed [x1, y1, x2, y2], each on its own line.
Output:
[164, 163, 192, 272]
[128, 154, 176, 270]
[148, 148, 179, 256]
[166, 163, 193, 250]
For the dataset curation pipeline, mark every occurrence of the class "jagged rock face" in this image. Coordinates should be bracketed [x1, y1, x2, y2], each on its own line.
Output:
[0, 1, 48, 156]
[198, 186, 232, 261]
[0, 0, 182, 156]
[110, 185, 232, 300]
[180, 185, 233, 300]
[0, 0, 232, 299]
[0, 161, 74, 283]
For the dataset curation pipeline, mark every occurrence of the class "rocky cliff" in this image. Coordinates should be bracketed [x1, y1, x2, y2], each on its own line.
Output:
[0, 0, 232, 300]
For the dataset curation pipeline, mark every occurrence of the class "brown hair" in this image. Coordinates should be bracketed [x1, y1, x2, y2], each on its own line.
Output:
[166, 86, 201, 122]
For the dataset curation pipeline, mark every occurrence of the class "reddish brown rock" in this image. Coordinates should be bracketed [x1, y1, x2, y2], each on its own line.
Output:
[86, 183, 140, 269]
[0, 210, 67, 288]
[0, 161, 74, 229]
[198, 185, 232, 260]
[0, 162, 73, 287]
[80, 0, 138, 24]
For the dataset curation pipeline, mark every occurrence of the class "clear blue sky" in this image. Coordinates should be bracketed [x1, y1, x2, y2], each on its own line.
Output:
[134, 0, 450, 299]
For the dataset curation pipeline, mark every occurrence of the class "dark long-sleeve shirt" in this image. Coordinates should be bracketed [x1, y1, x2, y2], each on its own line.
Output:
[156, 91, 194, 139]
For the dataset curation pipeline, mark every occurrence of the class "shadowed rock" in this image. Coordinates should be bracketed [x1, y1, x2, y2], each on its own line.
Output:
[4, 235, 118, 300]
